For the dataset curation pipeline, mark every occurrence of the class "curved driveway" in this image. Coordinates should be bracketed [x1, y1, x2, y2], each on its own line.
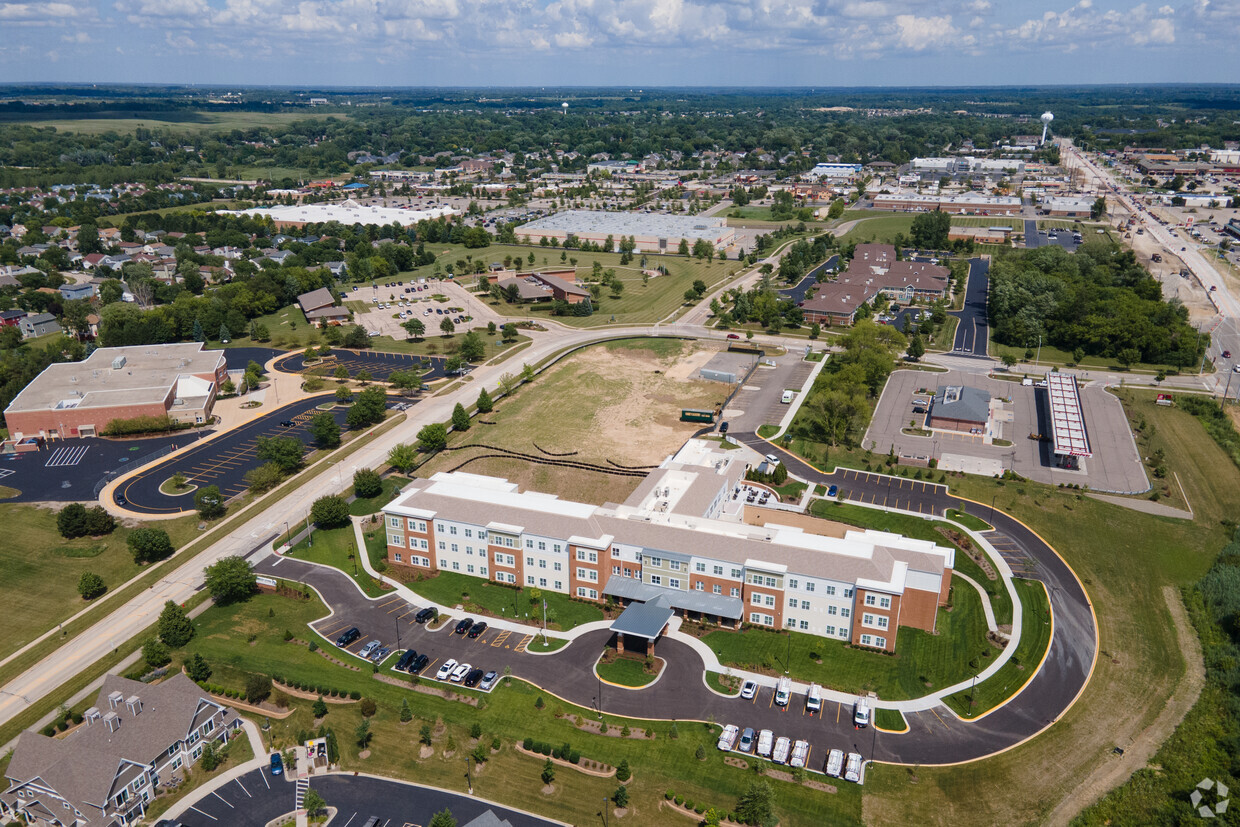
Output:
[258, 431, 1097, 769]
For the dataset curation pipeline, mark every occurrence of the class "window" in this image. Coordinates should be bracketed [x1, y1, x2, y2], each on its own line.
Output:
[611, 547, 620, 557]
[764, 595, 775, 607]
[801, 600, 811, 610]
[668, 578, 680, 589]
[437, 523, 445, 533]
[806, 582, 815, 592]
[481, 567, 488, 577]
[844, 588, 854, 598]
[765, 576, 777, 587]
[449, 526, 457, 535]
[865, 594, 877, 606]
[650, 575, 662, 586]
[670, 560, 681, 571]
[450, 543, 458, 553]
[874, 636, 886, 648]
[171, 756, 182, 770]
[437, 541, 446, 551]
[576, 568, 587, 580]
[466, 547, 473, 556]
[695, 562, 706, 572]
[695, 581, 704, 591]
[713, 584, 722, 594]
[588, 570, 598, 582]
[880, 596, 892, 609]
[624, 567, 633, 577]
[439, 558, 447, 567]
[752, 593, 763, 605]
[539, 578, 547, 587]
[451, 561, 460, 571]
[539, 559, 547, 569]
[613, 565, 621, 575]
[479, 549, 487, 560]
[389, 516, 400, 528]
[789, 578, 798, 589]
[464, 528, 472, 538]
[388, 533, 403, 546]
[649, 556, 662, 567]
[526, 557, 534, 567]
[478, 531, 487, 541]
[841, 608, 850, 618]
[731, 568, 742, 578]
[799, 620, 809, 630]
[526, 539, 534, 548]
[553, 543, 562, 553]
[467, 565, 474, 574]
[538, 541, 546, 551]
[860, 634, 873, 647]
[877, 616, 888, 629]
[713, 565, 724, 575]
[553, 580, 561, 590]
[828, 606, 837, 616]
[587, 589, 598, 599]
[788, 596, 797, 607]
[578, 587, 588, 597]
[394, 553, 403, 563]
[731, 587, 740, 597]
[786, 617, 796, 628]
[824, 625, 836, 636]
[527, 576, 535, 585]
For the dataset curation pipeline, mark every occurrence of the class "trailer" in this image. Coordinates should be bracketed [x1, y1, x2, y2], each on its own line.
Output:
[825, 748, 844, 778]
[756, 729, 774, 758]
[789, 740, 810, 769]
[772, 736, 791, 765]
[680, 408, 716, 423]
[716, 724, 739, 752]
[844, 752, 863, 783]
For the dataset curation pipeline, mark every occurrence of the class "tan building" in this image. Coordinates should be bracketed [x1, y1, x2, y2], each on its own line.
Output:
[381, 440, 954, 652]
[800, 244, 951, 328]
[4, 343, 226, 439]
[872, 193, 1022, 215]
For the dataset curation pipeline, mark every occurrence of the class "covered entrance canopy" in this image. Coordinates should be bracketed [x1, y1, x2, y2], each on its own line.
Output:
[604, 576, 744, 654]
[609, 595, 675, 655]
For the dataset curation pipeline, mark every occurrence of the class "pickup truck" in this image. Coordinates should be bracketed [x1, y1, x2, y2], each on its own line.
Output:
[844, 752, 863, 783]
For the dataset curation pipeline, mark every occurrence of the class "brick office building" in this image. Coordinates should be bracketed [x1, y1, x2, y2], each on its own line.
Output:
[382, 440, 954, 652]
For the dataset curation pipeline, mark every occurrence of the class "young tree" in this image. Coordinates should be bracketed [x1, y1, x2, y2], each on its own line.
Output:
[388, 369, 422, 395]
[302, 788, 326, 818]
[143, 638, 170, 668]
[57, 503, 89, 539]
[204, 556, 256, 605]
[501, 323, 517, 342]
[616, 759, 631, 781]
[199, 740, 221, 772]
[428, 810, 457, 827]
[309, 412, 341, 448]
[1000, 352, 1018, 369]
[356, 369, 372, 386]
[613, 784, 629, 809]
[312, 696, 328, 718]
[907, 333, 925, 362]
[417, 422, 449, 452]
[440, 317, 456, 336]
[256, 436, 305, 473]
[244, 463, 285, 493]
[353, 468, 383, 499]
[399, 698, 412, 723]
[419, 723, 433, 746]
[78, 571, 106, 600]
[459, 330, 485, 362]
[451, 403, 471, 432]
[541, 758, 556, 786]
[735, 779, 776, 827]
[387, 443, 418, 473]
[310, 495, 350, 528]
[347, 386, 388, 428]
[186, 653, 212, 683]
[128, 528, 174, 564]
[334, 365, 350, 383]
[343, 325, 371, 348]
[355, 718, 372, 749]
[218, 323, 231, 343]
[195, 485, 226, 520]
[475, 388, 493, 413]
[158, 600, 195, 648]
[402, 317, 426, 340]
[246, 673, 273, 703]
[335, 385, 353, 403]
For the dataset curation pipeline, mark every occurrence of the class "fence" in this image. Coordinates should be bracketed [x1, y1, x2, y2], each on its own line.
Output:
[91, 443, 179, 499]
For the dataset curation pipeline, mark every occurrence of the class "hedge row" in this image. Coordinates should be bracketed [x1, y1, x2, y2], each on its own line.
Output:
[522, 738, 581, 764]
[40, 710, 84, 737]
[664, 790, 738, 822]
[272, 676, 361, 700]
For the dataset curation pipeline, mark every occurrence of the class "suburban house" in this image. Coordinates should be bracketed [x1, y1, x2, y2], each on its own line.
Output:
[297, 287, 351, 326]
[0, 673, 240, 827]
[59, 282, 96, 302]
[0, 308, 27, 328]
[382, 440, 954, 653]
[4, 342, 227, 439]
[495, 269, 591, 304]
[800, 243, 951, 327]
[20, 313, 62, 340]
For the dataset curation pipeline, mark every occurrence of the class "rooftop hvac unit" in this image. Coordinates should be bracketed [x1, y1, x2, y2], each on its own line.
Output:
[111, 355, 126, 370]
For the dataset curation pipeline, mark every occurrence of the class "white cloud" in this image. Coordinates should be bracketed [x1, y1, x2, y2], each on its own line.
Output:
[61, 30, 93, 42]
[118, 0, 209, 16]
[894, 14, 956, 50]
[1133, 16, 1175, 41]
[0, 2, 82, 21]
[1158, 4, 1174, 12]
[165, 31, 196, 49]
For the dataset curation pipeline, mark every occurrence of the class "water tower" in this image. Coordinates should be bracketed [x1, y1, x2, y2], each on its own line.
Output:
[1040, 111, 1054, 145]
[562, 102, 569, 116]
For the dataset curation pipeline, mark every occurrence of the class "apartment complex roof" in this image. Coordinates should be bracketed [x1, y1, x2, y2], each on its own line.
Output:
[297, 286, 336, 313]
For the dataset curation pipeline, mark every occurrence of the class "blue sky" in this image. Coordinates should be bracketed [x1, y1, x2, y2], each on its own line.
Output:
[0, 0, 1236, 86]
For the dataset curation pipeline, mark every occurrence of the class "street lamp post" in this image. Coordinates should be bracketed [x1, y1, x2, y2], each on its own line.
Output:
[283, 520, 290, 550]
[602, 796, 609, 827]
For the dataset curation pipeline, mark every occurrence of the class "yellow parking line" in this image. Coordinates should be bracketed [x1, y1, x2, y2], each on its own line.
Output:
[929, 707, 950, 730]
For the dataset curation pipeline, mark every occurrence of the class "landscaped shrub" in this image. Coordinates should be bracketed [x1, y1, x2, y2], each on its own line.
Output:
[55, 720, 68, 732]
[523, 738, 534, 750]
[71, 713, 82, 725]
[41, 725, 55, 737]
[569, 750, 580, 764]
[675, 795, 684, 806]
[350, 690, 361, 700]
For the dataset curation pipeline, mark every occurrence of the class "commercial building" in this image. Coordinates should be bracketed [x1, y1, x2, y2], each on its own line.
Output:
[872, 193, 1022, 215]
[928, 385, 991, 433]
[297, 287, 351, 326]
[224, 198, 458, 229]
[382, 440, 954, 653]
[4, 342, 227, 439]
[0, 673, 239, 827]
[806, 163, 862, 180]
[497, 270, 590, 304]
[948, 226, 1010, 245]
[1041, 196, 1096, 217]
[910, 157, 1024, 175]
[800, 244, 951, 327]
[515, 210, 735, 254]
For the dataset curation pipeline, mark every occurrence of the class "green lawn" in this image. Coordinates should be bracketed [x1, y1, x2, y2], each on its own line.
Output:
[946, 508, 993, 532]
[950, 217, 1024, 230]
[703, 573, 990, 699]
[988, 339, 1187, 374]
[839, 214, 918, 245]
[405, 571, 603, 631]
[875, 708, 908, 732]
[359, 330, 530, 363]
[350, 476, 408, 516]
[808, 499, 947, 542]
[952, 548, 1013, 627]
[943, 579, 1052, 717]
[185, 591, 862, 827]
[0, 505, 200, 660]
[596, 656, 658, 687]
[286, 525, 392, 598]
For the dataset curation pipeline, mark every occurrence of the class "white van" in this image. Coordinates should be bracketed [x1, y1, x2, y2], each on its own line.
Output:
[781, 390, 795, 404]
[774, 676, 791, 707]
[853, 695, 871, 728]
[806, 683, 822, 715]
[825, 748, 844, 778]
[844, 752, 863, 783]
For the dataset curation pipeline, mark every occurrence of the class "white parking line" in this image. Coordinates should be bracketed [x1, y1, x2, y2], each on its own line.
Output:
[44, 445, 90, 467]
[340, 815, 357, 827]
[189, 805, 218, 821]
[212, 790, 235, 808]
[261, 769, 270, 789]
[235, 777, 252, 797]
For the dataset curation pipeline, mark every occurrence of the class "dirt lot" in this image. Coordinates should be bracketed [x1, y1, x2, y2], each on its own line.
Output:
[416, 339, 732, 504]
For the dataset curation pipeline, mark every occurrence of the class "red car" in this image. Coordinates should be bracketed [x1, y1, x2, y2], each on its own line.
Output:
[727, 333, 740, 339]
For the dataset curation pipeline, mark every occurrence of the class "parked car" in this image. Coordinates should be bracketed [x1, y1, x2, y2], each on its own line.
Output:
[450, 662, 472, 682]
[479, 670, 499, 690]
[740, 680, 758, 700]
[335, 627, 360, 647]
[455, 618, 475, 635]
[717, 724, 739, 751]
[358, 640, 381, 659]
[415, 607, 437, 624]
[789, 739, 810, 769]
[370, 646, 390, 663]
[844, 752, 863, 783]
[269, 752, 284, 776]
[727, 333, 740, 339]
[463, 668, 485, 687]
[737, 727, 756, 753]
[279, 420, 294, 427]
[824, 748, 844, 777]
[467, 621, 488, 639]
[395, 650, 417, 671]
[1223, 350, 1232, 359]
[409, 653, 430, 674]
[436, 658, 458, 680]
[826, 484, 838, 498]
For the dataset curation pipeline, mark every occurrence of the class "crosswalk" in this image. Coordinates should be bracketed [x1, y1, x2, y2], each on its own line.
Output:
[44, 445, 90, 467]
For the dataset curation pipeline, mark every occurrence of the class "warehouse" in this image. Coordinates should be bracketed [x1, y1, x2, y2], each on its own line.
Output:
[515, 210, 735, 253]
[1042, 196, 1096, 217]
[873, 193, 1022, 215]
[224, 198, 458, 229]
[4, 343, 227, 439]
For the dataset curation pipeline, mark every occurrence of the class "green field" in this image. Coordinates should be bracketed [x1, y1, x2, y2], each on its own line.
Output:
[838, 214, 917, 245]
[8, 111, 345, 135]
[596, 655, 659, 687]
[349, 475, 408, 516]
[989, 339, 1190, 374]
[404, 571, 603, 631]
[0, 505, 200, 660]
[950, 217, 1024, 230]
[702, 572, 990, 700]
[179, 590, 863, 827]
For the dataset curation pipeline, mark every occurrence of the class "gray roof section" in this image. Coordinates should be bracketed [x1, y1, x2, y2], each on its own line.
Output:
[932, 385, 990, 424]
[609, 593, 676, 639]
[298, 287, 336, 313]
[517, 209, 730, 241]
[604, 576, 744, 620]
[463, 811, 515, 827]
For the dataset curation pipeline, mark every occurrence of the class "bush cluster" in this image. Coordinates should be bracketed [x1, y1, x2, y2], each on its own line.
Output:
[520, 738, 581, 764]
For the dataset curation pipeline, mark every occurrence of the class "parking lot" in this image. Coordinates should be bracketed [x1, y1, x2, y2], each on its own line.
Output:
[274, 349, 447, 384]
[350, 277, 505, 338]
[0, 430, 192, 503]
[865, 368, 1149, 492]
[722, 350, 818, 435]
[1025, 219, 1085, 252]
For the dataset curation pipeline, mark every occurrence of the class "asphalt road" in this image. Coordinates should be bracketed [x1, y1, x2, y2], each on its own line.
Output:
[778, 255, 839, 305]
[176, 767, 562, 827]
[949, 257, 990, 357]
[274, 348, 448, 383]
[112, 396, 355, 515]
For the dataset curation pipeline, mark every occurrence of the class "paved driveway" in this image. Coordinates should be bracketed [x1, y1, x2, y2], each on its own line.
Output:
[948, 258, 990, 357]
[722, 352, 817, 435]
[177, 767, 561, 827]
[274, 349, 447, 383]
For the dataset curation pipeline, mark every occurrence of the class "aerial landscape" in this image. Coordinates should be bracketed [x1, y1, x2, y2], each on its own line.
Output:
[0, 3, 1238, 827]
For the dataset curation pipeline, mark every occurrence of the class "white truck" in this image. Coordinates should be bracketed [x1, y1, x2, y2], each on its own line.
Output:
[789, 739, 810, 769]
[844, 752, 863, 783]
[825, 748, 845, 778]
[717, 724, 739, 752]
[756, 729, 774, 758]
[853, 694, 872, 728]
[781, 389, 795, 403]
[772, 736, 791, 765]
[805, 683, 822, 715]
[774, 676, 792, 707]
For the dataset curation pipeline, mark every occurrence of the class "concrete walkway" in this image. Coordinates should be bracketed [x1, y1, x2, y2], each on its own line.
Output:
[954, 571, 1000, 634]
[1086, 492, 1193, 520]
[159, 718, 273, 823]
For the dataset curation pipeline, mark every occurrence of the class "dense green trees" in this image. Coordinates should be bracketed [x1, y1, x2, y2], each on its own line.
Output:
[347, 386, 388, 428]
[310, 495, 350, 528]
[988, 244, 1204, 367]
[195, 485, 225, 520]
[910, 210, 952, 250]
[309, 412, 341, 448]
[204, 556, 256, 604]
[128, 527, 174, 564]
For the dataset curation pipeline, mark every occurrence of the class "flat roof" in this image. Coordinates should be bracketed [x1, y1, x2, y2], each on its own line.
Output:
[516, 210, 731, 241]
[224, 198, 458, 228]
[604, 577, 743, 622]
[5, 343, 224, 415]
[1047, 373, 1092, 457]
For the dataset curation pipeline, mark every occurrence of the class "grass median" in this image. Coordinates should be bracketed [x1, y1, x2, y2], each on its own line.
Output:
[404, 571, 603, 631]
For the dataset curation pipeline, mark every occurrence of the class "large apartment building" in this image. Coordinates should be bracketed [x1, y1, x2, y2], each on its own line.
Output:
[800, 243, 952, 327]
[383, 440, 954, 653]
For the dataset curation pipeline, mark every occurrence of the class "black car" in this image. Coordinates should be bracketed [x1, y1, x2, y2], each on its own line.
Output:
[467, 621, 488, 639]
[463, 668, 485, 687]
[279, 420, 295, 427]
[395, 650, 417, 671]
[409, 653, 430, 674]
[335, 627, 361, 647]
[415, 607, 437, 624]
[455, 618, 475, 635]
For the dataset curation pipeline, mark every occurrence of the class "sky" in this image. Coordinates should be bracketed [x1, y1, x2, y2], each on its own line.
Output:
[0, 0, 1237, 87]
